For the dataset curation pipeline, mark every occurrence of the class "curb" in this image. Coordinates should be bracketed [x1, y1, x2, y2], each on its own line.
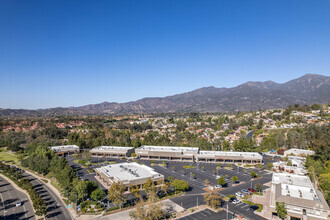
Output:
[0, 173, 42, 219]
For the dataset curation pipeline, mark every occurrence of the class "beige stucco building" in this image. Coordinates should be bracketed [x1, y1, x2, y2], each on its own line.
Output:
[270, 173, 329, 220]
[95, 162, 164, 191]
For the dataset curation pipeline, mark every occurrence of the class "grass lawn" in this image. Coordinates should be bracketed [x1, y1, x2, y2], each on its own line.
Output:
[182, 165, 196, 169]
[0, 151, 19, 165]
[51, 179, 62, 192]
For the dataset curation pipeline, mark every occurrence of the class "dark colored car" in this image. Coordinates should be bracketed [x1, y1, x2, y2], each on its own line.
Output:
[229, 197, 236, 202]
[250, 205, 259, 211]
[248, 188, 256, 193]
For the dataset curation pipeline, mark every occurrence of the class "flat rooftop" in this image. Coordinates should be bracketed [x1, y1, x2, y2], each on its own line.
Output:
[138, 145, 199, 152]
[272, 173, 319, 201]
[50, 145, 79, 152]
[90, 146, 134, 151]
[95, 162, 163, 183]
[198, 151, 262, 159]
[285, 148, 315, 154]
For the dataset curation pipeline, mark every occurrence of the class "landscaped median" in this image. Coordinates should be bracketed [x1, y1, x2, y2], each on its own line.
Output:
[103, 191, 185, 216]
[182, 165, 196, 169]
[242, 199, 263, 212]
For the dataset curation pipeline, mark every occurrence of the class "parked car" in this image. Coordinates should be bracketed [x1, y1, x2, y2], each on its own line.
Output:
[16, 201, 22, 207]
[214, 185, 222, 189]
[241, 189, 250, 194]
[229, 197, 236, 203]
[216, 175, 221, 179]
[232, 199, 240, 204]
[250, 205, 259, 211]
[248, 188, 256, 193]
[235, 192, 244, 197]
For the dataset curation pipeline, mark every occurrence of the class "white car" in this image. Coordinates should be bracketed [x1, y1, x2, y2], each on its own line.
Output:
[235, 192, 244, 197]
[214, 185, 222, 189]
[216, 175, 221, 179]
[232, 199, 240, 204]
[16, 201, 22, 207]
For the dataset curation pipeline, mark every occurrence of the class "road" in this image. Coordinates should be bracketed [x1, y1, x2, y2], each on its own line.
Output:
[0, 176, 35, 220]
[22, 173, 72, 220]
[246, 130, 255, 139]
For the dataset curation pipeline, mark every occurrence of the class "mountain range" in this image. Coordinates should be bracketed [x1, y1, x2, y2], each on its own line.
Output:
[1, 74, 329, 117]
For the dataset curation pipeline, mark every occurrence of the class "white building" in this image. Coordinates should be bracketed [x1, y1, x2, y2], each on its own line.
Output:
[196, 151, 263, 164]
[270, 173, 329, 220]
[95, 162, 164, 190]
[135, 145, 199, 161]
[284, 149, 315, 157]
[90, 146, 135, 158]
[50, 145, 80, 156]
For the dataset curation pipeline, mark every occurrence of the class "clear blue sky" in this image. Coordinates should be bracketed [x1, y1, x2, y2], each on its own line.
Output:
[1, 0, 329, 109]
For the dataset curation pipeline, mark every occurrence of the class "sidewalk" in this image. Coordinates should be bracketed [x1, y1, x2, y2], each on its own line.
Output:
[250, 182, 272, 220]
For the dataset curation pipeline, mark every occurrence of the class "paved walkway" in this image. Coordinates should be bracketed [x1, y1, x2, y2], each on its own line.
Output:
[250, 182, 272, 220]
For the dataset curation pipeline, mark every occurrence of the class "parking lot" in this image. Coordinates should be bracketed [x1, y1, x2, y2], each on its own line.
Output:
[178, 208, 222, 220]
[66, 154, 275, 219]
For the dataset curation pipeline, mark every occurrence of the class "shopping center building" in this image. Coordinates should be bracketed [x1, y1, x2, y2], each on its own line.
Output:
[95, 162, 164, 190]
[50, 145, 80, 156]
[196, 151, 263, 164]
[90, 146, 135, 158]
[135, 145, 199, 161]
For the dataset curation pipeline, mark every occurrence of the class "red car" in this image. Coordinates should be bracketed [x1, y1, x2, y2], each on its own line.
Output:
[248, 188, 256, 193]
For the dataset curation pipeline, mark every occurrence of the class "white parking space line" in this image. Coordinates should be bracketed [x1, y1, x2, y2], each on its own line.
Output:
[204, 209, 213, 214]
[200, 211, 208, 216]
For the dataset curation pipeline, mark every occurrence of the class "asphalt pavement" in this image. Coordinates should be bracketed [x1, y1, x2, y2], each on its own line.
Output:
[22, 173, 71, 220]
[0, 176, 35, 220]
[65, 155, 273, 220]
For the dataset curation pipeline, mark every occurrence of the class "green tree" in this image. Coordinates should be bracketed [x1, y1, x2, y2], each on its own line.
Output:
[130, 185, 141, 200]
[203, 192, 222, 209]
[250, 171, 257, 178]
[108, 181, 126, 209]
[232, 176, 238, 183]
[160, 180, 170, 195]
[171, 179, 189, 192]
[255, 183, 262, 192]
[217, 176, 226, 186]
[129, 200, 165, 220]
[204, 179, 210, 186]
[256, 119, 264, 129]
[90, 188, 106, 201]
[167, 176, 174, 182]
[143, 178, 155, 194]
[276, 202, 287, 219]
[73, 179, 89, 203]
